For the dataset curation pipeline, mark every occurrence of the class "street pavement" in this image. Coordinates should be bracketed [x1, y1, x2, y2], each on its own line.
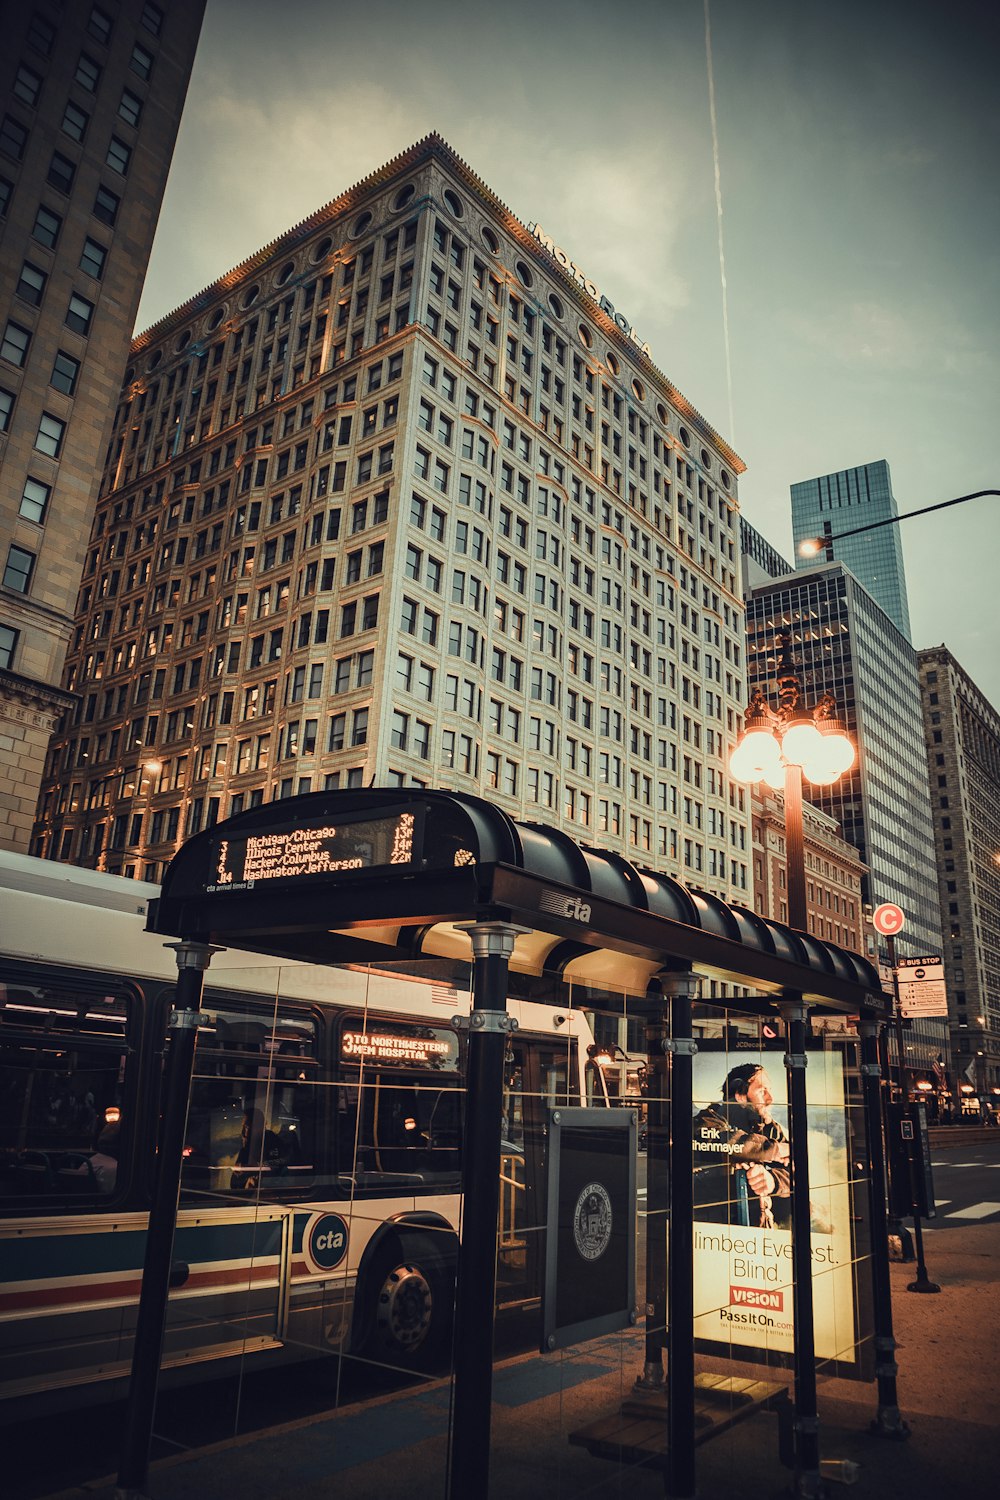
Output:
[41, 1144, 1000, 1500]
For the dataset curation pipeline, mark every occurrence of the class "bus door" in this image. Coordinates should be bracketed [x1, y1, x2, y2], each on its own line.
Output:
[496, 1035, 573, 1308]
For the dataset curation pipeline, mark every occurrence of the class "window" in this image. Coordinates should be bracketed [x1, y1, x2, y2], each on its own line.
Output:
[2, 320, 31, 366]
[14, 64, 43, 108]
[80, 236, 107, 280]
[48, 151, 75, 193]
[0, 386, 14, 432]
[0, 624, 18, 668]
[28, 14, 56, 54]
[93, 185, 119, 225]
[19, 476, 51, 524]
[16, 261, 46, 306]
[35, 411, 66, 457]
[51, 349, 81, 396]
[62, 101, 90, 142]
[4, 544, 35, 593]
[32, 204, 62, 249]
[141, 1, 164, 35]
[76, 52, 102, 91]
[106, 136, 131, 176]
[66, 293, 94, 336]
[130, 43, 154, 80]
[118, 87, 143, 128]
[0, 176, 11, 217]
[88, 6, 113, 44]
[2, 114, 29, 161]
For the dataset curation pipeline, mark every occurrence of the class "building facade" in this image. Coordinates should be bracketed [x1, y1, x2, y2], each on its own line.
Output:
[0, 0, 205, 850]
[918, 645, 1000, 1095]
[744, 561, 945, 1076]
[791, 460, 911, 641]
[32, 135, 753, 902]
[750, 787, 866, 955]
[739, 514, 791, 592]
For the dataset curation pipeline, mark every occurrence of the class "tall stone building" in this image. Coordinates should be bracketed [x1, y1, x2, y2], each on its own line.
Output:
[0, 0, 205, 850]
[750, 787, 866, 956]
[31, 135, 752, 901]
[918, 645, 1000, 1095]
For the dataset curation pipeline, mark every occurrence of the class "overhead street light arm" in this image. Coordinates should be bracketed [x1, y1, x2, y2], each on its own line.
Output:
[798, 489, 998, 556]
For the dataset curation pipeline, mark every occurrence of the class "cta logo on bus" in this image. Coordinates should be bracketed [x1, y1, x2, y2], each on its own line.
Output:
[303, 1212, 350, 1274]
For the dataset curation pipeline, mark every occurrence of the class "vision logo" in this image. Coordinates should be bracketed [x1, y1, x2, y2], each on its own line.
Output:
[730, 1286, 783, 1311]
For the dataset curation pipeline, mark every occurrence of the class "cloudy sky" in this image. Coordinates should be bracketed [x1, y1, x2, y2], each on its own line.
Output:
[138, 0, 1000, 704]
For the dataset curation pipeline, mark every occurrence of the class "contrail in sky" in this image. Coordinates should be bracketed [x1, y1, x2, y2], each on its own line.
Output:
[704, 0, 736, 444]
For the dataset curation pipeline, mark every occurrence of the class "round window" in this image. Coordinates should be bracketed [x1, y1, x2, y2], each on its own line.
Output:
[606, 350, 619, 375]
[720, 469, 731, 492]
[480, 226, 499, 254]
[148, 349, 162, 369]
[656, 402, 668, 425]
[392, 183, 415, 212]
[679, 425, 691, 449]
[241, 283, 260, 310]
[443, 188, 464, 218]
[312, 236, 333, 263]
[632, 377, 646, 402]
[578, 323, 593, 349]
[176, 330, 191, 353]
[208, 306, 226, 331]
[514, 259, 533, 289]
[278, 260, 296, 286]
[701, 447, 712, 470]
[548, 292, 564, 321]
[350, 211, 373, 239]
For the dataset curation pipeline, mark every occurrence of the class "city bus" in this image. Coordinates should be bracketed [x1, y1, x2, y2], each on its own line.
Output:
[0, 851, 599, 1418]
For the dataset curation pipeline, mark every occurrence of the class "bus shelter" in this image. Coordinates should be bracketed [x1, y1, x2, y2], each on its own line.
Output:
[117, 788, 902, 1499]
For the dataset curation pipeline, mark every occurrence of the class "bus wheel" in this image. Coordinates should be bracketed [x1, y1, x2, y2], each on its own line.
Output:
[366, 1235, 452, 1369]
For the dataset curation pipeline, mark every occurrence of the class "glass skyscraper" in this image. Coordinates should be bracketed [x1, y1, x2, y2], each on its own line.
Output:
[791, 460, 912, 641]
[745, 561, 945, 1076]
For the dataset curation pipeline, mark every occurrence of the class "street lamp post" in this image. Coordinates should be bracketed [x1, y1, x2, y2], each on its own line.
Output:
[729, 635, 855, 1493]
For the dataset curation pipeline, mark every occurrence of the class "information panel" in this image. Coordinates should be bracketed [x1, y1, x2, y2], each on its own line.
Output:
[541, 1107, 636, 1353]
[691, 1045, 864, 1375]
[206, 809, 421, 893]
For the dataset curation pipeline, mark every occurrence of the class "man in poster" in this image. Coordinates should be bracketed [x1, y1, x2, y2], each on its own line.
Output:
[692, 1063, 791, 1229]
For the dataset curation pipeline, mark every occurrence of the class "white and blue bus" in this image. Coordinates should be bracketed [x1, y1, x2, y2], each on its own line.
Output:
[0, 852, 599, 1418]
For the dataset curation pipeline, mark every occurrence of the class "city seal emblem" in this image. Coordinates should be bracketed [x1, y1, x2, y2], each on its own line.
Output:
[573, 1180, 613, 1262]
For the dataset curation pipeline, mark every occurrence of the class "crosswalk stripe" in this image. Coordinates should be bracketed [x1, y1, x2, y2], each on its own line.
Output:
[947, 1202, 1000, 1220]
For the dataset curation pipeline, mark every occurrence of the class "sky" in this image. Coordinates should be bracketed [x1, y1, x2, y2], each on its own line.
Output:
[137, 0, 1000, 705]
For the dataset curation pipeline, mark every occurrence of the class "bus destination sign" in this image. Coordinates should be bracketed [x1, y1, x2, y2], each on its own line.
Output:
[206, 810, 419, 892]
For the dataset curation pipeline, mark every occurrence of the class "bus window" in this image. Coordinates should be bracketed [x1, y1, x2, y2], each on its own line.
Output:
[335, 1015, 463, 1190]
[180, 1001, 320, 1204]
[0, 975, 130, 1205]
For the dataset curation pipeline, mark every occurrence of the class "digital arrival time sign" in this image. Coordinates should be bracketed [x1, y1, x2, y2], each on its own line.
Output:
[205, 809, 421, 893]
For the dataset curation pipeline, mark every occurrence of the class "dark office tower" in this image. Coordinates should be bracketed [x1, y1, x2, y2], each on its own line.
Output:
[739, 514, 792, 590]
[918, 646, 1000, 1096]
[791, 460, 912, 641]
[745, 561, 945, 1081]
[0, 0, 205, 851]
[31, 136, 752, 903]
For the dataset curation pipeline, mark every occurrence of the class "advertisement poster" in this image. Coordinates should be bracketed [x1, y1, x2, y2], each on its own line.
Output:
[691, 1047, 857, 1368]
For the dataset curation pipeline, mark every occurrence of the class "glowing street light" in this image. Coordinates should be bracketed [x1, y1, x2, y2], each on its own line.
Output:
[797, 489, 998, 560]
[729, 632, 855, 931]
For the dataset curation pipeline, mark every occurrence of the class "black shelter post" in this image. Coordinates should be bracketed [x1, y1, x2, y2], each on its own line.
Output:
[447, 921, 527, 1500]
[859, 1019, 910, 1440]
[116, 939, 219, 1500]
[664, 970, 701, 1500]
[636, 997, 669, 1392]
[781, 998, 822, 1498]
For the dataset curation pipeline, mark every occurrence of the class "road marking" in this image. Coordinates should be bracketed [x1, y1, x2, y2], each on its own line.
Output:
[948, 1202, 1000, 1219]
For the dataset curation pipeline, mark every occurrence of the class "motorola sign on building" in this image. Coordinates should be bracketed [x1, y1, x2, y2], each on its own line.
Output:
[33, 135, 751, 909]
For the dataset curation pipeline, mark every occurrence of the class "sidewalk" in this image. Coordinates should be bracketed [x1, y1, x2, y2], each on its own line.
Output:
[45, 1222, 1000, 1500]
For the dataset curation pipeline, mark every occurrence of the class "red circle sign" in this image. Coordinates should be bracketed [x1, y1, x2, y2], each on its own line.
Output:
[872, 903, 906, 936]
